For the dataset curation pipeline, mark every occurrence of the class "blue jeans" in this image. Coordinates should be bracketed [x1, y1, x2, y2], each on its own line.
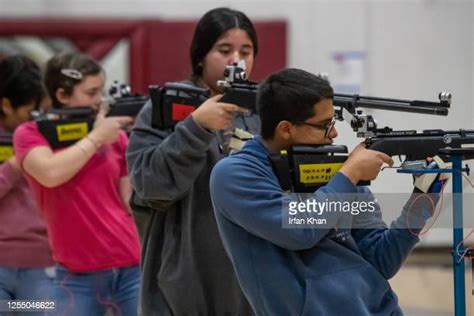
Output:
[53, 265, 140, 316]
[0, 266, 55, 316]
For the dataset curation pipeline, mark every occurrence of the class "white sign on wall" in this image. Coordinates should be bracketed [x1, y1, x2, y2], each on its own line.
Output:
[331, 51, 366, 94]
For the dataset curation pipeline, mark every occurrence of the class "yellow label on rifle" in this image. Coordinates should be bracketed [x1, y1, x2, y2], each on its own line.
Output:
[0, 145, 13, 162]
[299, 163, 344, 184]
[56, 122, 89, 142]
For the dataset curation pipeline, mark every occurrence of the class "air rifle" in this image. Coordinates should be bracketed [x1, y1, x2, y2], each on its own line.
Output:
[105, 81, 148, 117]
[151, 62, 258, 129]
[332, 91, 474, 160]
[32, 82, 145, 149]
[271, 91, 474, 192]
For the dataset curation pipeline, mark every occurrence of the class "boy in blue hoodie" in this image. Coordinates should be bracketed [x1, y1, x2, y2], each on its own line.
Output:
[210, 68, 439, 315]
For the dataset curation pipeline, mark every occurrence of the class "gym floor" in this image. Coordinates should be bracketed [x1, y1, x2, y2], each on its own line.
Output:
[391, 248, 472, 315]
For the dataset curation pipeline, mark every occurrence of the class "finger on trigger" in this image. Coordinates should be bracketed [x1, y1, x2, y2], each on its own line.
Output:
[211, 94, 223, 101]
[115, 116, 134, 125]
[96, 108, 107, 119]
[379, 153, 394, 167]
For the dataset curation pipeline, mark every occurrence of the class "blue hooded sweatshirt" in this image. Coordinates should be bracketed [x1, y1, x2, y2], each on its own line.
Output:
[210, 137, 431, 316]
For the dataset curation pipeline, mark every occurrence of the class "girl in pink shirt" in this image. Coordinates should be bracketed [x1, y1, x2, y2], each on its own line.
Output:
[14, 52, 140, 316]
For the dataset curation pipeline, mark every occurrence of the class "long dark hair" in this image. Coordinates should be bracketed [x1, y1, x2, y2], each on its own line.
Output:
[190, 7, 258, 81]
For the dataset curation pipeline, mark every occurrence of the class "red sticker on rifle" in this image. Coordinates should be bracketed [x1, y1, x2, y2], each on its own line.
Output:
[172, 103, 196, 121]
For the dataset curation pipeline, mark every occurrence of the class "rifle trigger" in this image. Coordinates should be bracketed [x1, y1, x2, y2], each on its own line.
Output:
[381, 164, 402, 171]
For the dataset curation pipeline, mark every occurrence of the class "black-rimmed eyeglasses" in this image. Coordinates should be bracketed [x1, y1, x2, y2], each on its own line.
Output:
[292, 117, 336, 138]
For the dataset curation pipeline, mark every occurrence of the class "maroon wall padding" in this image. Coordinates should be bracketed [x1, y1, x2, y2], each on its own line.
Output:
[72, 37, 121, 61]
[0, 19, 287, 94]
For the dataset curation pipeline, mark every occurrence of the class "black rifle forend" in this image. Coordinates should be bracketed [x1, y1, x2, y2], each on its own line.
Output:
[366, 129, 474, 161]
[32, 108, 94, 149]
[106, 95, 148, 117]
[219, 82, 258, 112]
[270, 145, 370, 193]
[33, 107, 94, 119]
[105, 81, 148, 117]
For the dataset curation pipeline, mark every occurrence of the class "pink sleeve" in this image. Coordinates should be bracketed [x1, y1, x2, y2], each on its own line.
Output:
[13, 122, 50, 167]
[118, 131, 129, 178]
